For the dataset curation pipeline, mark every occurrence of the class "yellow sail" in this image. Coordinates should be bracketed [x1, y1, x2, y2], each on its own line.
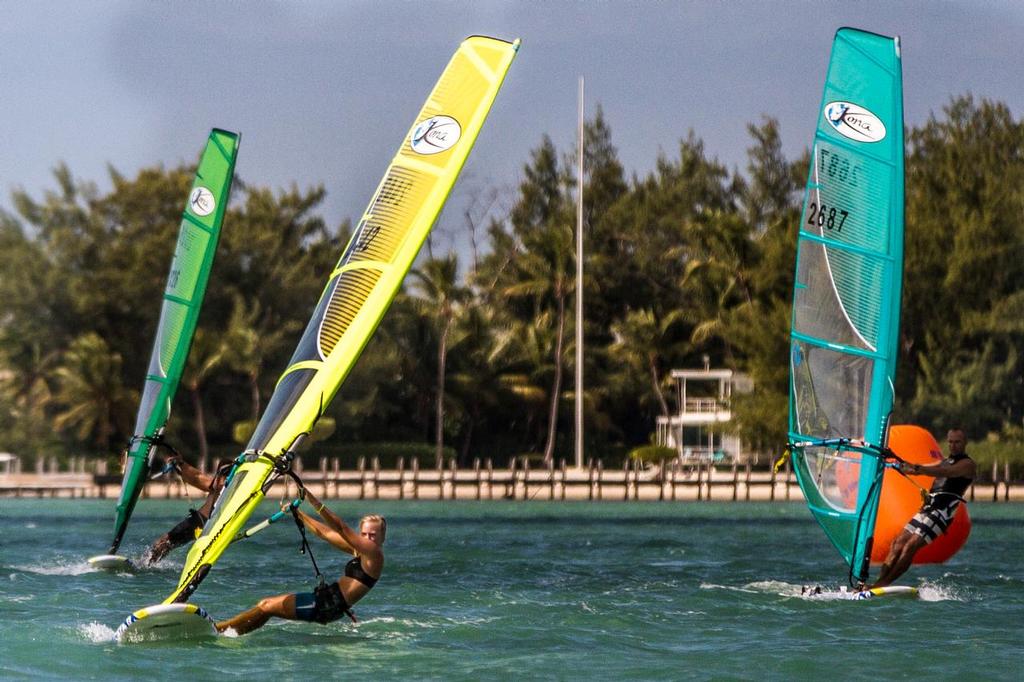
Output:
[165, 35, 519, 603]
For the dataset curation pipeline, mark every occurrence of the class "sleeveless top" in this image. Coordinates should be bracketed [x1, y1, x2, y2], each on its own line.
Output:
[929, 451, 973, 500]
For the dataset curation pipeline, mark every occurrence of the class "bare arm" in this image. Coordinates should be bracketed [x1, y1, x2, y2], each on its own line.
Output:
[167, 456, 214, 492]
[295, 509, 356, 555]
[909, 458, 977, 479]
[303, 490, 381, 559]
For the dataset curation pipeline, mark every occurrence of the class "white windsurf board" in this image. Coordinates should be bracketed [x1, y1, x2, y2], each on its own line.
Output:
[115, 603, 217, 643]
[87, 554, 134, 571]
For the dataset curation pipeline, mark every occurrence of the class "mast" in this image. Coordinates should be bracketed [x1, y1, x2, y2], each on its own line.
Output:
[574, 76, 584, 470]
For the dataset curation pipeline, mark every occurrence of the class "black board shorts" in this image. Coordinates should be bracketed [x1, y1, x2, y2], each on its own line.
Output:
[293, 582, 351, 624]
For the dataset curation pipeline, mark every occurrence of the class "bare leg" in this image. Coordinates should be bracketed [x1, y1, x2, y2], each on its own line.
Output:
[870, 532, 925, 589]
[217, 594, 296, 635]
[870, 538, 907, 588]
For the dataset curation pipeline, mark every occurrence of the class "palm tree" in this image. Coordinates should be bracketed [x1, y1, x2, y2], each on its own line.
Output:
[52, 333, 136, 453]
[221, 293, 301, 422]
[181, 329, 226, 471]
[502, 222, 575, 464]
[410, 253, 470, 468]
[443, 303, 508, 464]
[491, 316, 557, 453]
[680, 211, 758, 364]
[0, 343, 60, 457]
[609, 309, 686, 418]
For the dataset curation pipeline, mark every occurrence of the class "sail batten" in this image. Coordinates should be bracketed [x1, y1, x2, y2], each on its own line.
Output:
[798, 232, 897, 260]
[181, 212, 217, 233]
[790, 332, 885, 361]
[788, 27, 904, 584]
[165, 36, 519, 604]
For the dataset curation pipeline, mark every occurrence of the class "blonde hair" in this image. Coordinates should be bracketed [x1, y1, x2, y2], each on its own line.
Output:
[360, 514, 387, 538]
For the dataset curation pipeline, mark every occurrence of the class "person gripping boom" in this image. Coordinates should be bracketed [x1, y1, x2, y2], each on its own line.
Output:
[869, 428, 976, 589]
[139, 454, 229, 566]
[216, 491, 385, 635]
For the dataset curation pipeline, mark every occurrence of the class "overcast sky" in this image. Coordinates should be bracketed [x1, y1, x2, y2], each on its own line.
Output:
[3, 1, 1022, 255]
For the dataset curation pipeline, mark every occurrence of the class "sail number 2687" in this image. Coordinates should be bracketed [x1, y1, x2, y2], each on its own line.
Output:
[807, 202, 849, 232]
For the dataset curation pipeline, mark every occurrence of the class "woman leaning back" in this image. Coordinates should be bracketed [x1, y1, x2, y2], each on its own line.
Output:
[216, 491, 385, 635]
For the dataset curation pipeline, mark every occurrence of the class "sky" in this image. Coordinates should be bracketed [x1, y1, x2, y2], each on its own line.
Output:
[2, 1, 1023, 256]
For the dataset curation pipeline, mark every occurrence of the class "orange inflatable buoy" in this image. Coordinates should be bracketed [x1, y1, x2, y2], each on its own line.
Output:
[870, 425, 971, 565]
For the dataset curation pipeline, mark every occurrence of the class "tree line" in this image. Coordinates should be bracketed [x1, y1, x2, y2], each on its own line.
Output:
[1, 95, 1021, 470]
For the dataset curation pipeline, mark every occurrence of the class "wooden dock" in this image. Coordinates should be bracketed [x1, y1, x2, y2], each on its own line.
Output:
[2, 456, 1021, 502]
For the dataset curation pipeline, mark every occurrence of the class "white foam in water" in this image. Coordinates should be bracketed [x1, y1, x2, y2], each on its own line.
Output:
[701, 566, 973, 603]
[700, 580, 801, 596]
[800, 587, 857, 601]
[917, 582, 964, 602]
[79, 622, 117, 643]
[702, 580, 864, 600]
[357, 614, 498, 630]
[700, 577, 794, 593]
[700, 582, 738, 592]
[147, 556, 182, 571]
[16, 560, 96, 576]
[745, 580, 806, 596]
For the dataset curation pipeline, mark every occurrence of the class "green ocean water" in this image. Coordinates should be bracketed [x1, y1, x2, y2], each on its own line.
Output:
[1, 499, 1021, 680]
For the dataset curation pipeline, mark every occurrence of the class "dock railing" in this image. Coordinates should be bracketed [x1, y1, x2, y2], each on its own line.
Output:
[2, 455, 1021, 501]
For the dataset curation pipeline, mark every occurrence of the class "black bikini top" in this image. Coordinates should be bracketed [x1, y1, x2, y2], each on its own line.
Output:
[345, 556, 379, 588]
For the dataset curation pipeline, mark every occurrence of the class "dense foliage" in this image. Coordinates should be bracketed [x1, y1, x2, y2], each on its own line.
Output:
[2, 96, 1021, 471]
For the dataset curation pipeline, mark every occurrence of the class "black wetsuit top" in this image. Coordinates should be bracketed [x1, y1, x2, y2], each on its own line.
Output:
[163, 463, 232, 546]
[345, 557, 379, 588]
[928, 451, 973, 502]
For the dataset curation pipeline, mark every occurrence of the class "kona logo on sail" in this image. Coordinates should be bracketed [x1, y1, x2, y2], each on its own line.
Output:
[189, 187, 216, 216]
[410, 115, 461, 155]
[824, 102, 886, 143]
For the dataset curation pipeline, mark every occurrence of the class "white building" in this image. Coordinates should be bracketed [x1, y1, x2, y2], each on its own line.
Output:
[0, 452, 19, 474]
[655, 368, 753, 463]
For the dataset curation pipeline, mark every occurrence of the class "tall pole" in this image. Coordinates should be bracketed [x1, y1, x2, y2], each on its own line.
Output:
[575, 76, 585, 470]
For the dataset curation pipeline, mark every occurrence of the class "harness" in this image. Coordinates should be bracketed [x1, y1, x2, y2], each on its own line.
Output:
[289, 498, 358, 623]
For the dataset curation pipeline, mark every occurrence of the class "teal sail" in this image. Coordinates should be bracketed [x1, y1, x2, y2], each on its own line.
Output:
[787, 28, 904, 585]
[108, 129, 240, 554]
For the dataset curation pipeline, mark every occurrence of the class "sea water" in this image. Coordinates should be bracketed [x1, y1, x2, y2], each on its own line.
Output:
[1, 499, 1021, 680]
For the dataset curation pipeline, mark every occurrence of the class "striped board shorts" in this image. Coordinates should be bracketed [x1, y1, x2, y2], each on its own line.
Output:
[905, 494, 962, 544]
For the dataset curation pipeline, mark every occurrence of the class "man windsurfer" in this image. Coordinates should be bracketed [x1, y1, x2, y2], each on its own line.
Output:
[867, 428, 975, 589]
[138, 454, 229, 566]
[215, 491, 385, 635]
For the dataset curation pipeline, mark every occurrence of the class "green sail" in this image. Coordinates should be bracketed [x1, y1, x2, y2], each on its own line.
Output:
[787, 28, 904, 584]
[109, 129, 240, 554]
